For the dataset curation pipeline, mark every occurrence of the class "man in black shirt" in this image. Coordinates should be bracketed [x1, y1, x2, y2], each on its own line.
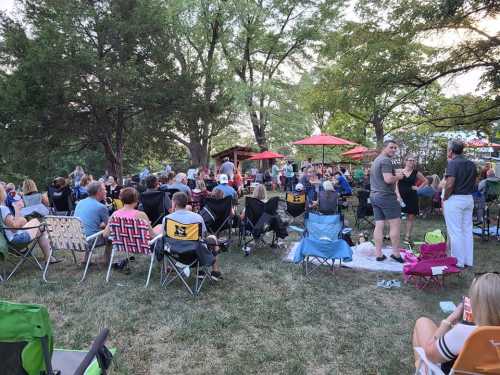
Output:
[443, 140, 477, 268]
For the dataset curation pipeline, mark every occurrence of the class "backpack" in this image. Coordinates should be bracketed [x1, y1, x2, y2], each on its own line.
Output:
[424, 229, 446, 244]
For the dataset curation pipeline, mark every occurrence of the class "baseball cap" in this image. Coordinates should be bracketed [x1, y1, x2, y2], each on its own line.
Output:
[219, 174, 229, 184]
[295, 183, 304, 191]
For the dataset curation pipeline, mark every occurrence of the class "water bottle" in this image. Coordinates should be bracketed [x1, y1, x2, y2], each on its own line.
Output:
[400, 200, 406, 208]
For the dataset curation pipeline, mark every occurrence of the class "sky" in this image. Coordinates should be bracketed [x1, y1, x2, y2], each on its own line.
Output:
[0, 0, 498, 96]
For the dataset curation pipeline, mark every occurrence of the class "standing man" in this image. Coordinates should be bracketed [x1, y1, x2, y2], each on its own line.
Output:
[442, 140, 477, 268]
[369, 140, 404, 262]
[219, 157, 235, 180]
[271, 161, 280, 191]
[284, 160, 295, 192]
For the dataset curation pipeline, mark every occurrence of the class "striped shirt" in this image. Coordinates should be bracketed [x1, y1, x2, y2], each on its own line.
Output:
[437, 323, 476, 363]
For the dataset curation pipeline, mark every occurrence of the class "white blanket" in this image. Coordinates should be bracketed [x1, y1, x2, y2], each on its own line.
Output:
[285, 242, 404, 273]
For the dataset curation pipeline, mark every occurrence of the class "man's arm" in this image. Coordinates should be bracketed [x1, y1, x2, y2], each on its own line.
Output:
[443, 177, 455, 201]
[382, 172, 402, 184]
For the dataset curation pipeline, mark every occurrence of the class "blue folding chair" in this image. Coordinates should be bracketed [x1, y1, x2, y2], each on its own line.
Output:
[293, 212, 352, 276]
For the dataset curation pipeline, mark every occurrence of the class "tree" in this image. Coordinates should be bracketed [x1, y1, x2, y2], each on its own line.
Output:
[221, 0, 342, 151]
[0, 0, 178, 180]
[149, 0, 237, 166]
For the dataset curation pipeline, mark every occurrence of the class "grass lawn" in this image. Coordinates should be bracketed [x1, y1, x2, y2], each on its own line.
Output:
[1, 192, 499, 374]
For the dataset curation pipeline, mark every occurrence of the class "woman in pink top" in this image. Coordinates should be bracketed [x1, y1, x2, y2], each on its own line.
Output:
[103, 187, 162, 238]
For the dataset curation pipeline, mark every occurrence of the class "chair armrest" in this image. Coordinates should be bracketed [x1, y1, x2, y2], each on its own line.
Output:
[148, 233, 163, 246]
[86, 230, 104, 242]
[414, 347, 444, 375]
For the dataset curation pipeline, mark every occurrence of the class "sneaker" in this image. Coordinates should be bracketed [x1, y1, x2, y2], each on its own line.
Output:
[376, 255, 387, 262]
[210, 271, 223, 281]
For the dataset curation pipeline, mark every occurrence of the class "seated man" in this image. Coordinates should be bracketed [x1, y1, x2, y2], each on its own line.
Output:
[169, 173, 192, 198]
[213, 174, 237, 199]
[334, 171, 352, 196]
[74, 181, 111, 263]
[142, 175, 171, 211]
[313, 180, 339, 214]
[166, 192, 223, 281]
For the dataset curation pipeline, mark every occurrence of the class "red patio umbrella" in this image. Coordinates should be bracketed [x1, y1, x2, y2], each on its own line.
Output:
[293, 133, 356, 169]
[248, 150, 285, 160]
[465, 139, 500, 148]
[342, 145, 378, 160]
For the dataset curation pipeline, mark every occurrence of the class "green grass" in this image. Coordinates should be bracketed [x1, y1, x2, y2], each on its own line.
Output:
[1, 193, 499, 374]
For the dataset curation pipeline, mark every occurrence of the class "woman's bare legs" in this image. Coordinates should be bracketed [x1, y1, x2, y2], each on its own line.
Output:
[412, 317, 438, 369]
[24, 219, 53, 262]
[405, 214, 416, 240]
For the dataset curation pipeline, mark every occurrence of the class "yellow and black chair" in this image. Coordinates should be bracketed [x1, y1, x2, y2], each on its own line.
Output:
[284, 192, 306, 226]
[161, 218, 213, 296]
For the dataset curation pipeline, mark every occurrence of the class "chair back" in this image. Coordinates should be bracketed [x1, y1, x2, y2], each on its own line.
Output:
[356, 189, 373, 217]
[45, 216, 89, 252]
[164, 218, 202, 253]
[159, 187, 180, 199]
[318, 190, 339, 215]
[22, 193, 43, 208]
[452, 326, 500, 374]
[0, 300, 54, 375]
[201, 196, 233, 231]
[109, 216, 151, 254]
[285, 192, 306, 217]
[49, 186, 73, 213]
[485, 180, 500, 202]
[0, 213, 9, 260]
[140, 190, 168, 225]
[305, 212, 342, 242]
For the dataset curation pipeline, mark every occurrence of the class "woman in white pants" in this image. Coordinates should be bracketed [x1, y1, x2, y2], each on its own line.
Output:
[442, 140, 477, 268]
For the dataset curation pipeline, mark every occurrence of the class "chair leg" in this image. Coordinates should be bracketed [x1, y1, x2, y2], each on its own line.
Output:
[145, 251, 155, 288]
[42, 247, 54, 283]
[105, 247, 116, 283]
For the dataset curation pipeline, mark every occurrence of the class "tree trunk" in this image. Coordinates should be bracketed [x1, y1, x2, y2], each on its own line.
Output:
[188, 140, 209, 167]
[371, 113, 385, 148]
[249, 110, 268, 151]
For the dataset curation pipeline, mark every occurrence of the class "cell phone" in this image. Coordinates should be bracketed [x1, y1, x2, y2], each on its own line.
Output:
[462, 296, 474, 323]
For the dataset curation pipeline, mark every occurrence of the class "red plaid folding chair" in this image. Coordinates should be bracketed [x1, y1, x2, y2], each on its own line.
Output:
[106, 216, 160, 287]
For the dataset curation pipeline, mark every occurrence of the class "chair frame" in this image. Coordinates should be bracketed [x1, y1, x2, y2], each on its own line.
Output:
[238, 197, 280, 251]
[106, 216, 160, 287]
[283, 192, 307, 227]
[0, 218, 46, 283]
[200, 196, 235, 239]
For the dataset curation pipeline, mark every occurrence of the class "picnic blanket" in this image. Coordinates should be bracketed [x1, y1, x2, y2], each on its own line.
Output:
[285, 242, 404, 273]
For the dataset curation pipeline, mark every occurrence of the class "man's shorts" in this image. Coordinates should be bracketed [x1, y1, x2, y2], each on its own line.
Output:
[370, 194, 401, 221]
[10, 231, 32, 245]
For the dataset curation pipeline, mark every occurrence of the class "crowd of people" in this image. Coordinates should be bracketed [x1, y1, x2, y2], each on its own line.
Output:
[1, 140, 499, 374]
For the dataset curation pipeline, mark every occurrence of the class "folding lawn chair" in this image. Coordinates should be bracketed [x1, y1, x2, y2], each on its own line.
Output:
[293, 212, 352, 277]
[48, 185, 74, 216]
[355, 189, 374, 229]
[140, 190, 170, 226]
[283, 192, 306, 227]
[0, 215, 46, 283]
[43, 216, 103, 283]
[239, 196, 280, 251]
[107, 216, 160, 287]
[415, 326, 500, 375]
[474, 180, 500, 241]
[199, 196, 234, 239]
[0, 300, 115, 375]
[159, 218, 213, 296]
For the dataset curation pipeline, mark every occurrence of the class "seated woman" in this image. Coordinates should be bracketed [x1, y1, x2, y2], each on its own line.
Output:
[105, 176, 122, 200]
[312, 180, 339, 214]
[240, 183, 267, 221]
[22, 179, 49, 207]
[102, 187, 162, 239]
[412, 272, 500, 373]
[191, 179, 209, 212]
[0, 184, 60, 263]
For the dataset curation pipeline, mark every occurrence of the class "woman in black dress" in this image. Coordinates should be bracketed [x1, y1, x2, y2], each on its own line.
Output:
[396, 156, 428, 243]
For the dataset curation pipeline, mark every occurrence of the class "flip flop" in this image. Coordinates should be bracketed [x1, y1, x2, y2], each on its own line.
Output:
[390, 254, 404, 263]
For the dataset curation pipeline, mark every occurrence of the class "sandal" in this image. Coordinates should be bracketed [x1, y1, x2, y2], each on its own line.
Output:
[390, 254, 404, 263]
[376, 255, 387, 261]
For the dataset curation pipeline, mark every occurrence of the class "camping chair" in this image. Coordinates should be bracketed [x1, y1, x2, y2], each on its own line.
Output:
[159, 218, 212, 296]
[0, 300, 114, 375]
[0, 215, 46, 283]
[200, 196, 234, 239]
[475, 180, 500, 241]
[239, 196, 280, 250]
[415, 326, 500, 375]
[107, 216, 160, 287]
[292, 212, 352, 276]
[139, 190, 170, 226]
[47, 185, 74, 216]
[160, 188, 180, 199]
[355, 189, 374, 229]
[283, 192, 306, 227]
[43, 216, 103, 283]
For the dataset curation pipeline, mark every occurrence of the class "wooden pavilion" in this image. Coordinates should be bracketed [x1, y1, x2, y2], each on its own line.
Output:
[211, 146, 256, 169]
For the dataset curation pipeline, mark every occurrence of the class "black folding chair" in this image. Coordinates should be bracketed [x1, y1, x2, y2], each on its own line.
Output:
[48, 185, 74, 216]
[160, 218, 213, 296]
[200, 196, 234, 239]
[355, 189, 374, 229]
[140, 190, 170, 226]
[283, 192, 306, 227]
[239, 196, 280, 250]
